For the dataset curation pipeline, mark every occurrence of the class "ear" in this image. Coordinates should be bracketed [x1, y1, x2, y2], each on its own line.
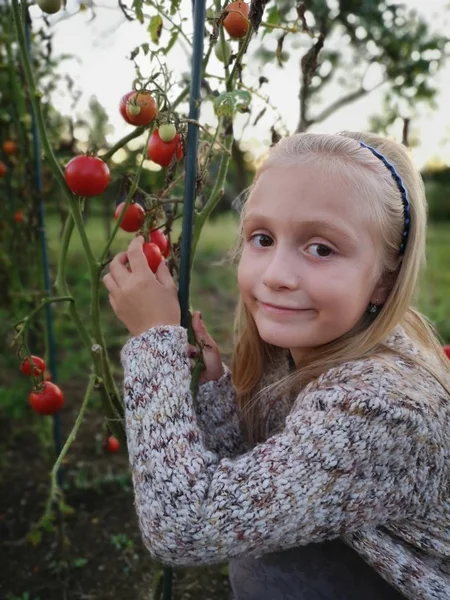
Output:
[370, 265, 401, 305]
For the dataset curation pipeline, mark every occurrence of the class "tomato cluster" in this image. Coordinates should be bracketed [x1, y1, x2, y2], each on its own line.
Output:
[20, 355, 64, 416]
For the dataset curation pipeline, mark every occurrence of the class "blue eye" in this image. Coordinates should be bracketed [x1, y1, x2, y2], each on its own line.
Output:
[308, 243, 333, 258]
[250, 234, 273, 248]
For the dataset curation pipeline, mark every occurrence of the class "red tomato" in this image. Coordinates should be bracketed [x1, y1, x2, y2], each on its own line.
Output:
[114, 202, 146, 233]
[14, 210, 24, 223]
[119, 91, 135, 125]
[29, 382, 64, 416]
[3, 140, 17, 155]
[150, 229, 169, 257]
[143, 242, 162, 272]
[147, 130, 184, 167]
[64, 155, 110, 197]
[0, 161, 6, 178]
[443, 345, 450, 360]
[125, 91, 158, 126]
[106, 435, 120, 453]
[223, 1, 249, 39]
[20, 355, 46, 377]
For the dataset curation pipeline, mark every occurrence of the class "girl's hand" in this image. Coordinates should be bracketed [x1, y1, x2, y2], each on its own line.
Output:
[103, 236, 181, 337]
[189, 310, 224, 384]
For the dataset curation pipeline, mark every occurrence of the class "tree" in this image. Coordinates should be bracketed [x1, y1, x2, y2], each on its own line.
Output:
[252, 1, 448, 133]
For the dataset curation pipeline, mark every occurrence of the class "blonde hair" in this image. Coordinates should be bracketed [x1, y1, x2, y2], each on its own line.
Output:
[231, 132, 450, 446]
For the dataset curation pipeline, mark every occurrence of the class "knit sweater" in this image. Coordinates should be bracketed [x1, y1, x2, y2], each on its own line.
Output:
[120, 325, 450, 600]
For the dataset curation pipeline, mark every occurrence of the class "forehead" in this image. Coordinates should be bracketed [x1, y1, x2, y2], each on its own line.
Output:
[246, 162, 372, 229]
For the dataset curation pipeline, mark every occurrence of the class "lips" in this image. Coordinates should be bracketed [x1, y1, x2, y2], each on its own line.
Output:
[259, 301, 307, 312]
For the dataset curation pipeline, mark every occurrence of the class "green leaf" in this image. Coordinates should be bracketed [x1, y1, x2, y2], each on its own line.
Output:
[163, 31, 179, 55]
[263, 5, 280, 40]
[213, 91, 252, 117]
[149, 15, 163, 44]
[170, 0, 182, 16]
[132, 0, 144, 24]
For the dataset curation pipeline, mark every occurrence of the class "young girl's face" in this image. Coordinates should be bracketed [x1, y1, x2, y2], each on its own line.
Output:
[238, 162, 382, 363]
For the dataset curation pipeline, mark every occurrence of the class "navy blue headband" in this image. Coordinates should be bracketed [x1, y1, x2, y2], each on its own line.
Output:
[359, 141, 411, 255]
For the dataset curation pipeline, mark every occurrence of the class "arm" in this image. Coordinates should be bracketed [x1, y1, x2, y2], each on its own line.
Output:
[121, 326, 439, 567]
[193, 368, 248, 458]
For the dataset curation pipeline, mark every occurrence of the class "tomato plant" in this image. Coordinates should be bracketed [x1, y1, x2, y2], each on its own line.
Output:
[29, 382, 64, 416]
[148, 129, 184, 167]
[114, 202, 146, 232]
[142, 242, 162, 272]
[125, 91, 158, 126]
[223, 1, 250, 39]
[106, 435, 120, 453]
[2, 140, 17, 155]
[158, 123, 177, 143]
[20, 355, 46, 377]
[119, 91, 135, 125]
[36, 0, 61, 13]
[64, 155, 110, 197]
[150, 228, 170, 257]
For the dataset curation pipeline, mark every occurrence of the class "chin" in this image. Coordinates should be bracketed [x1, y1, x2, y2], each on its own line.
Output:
[254, 321, 303, 349]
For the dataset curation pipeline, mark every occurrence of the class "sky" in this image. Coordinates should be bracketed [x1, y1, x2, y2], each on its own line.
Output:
[29, 0, 450, 170]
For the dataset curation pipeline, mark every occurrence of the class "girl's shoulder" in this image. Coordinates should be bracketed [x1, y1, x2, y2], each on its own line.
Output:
[299, 326, 450, 419]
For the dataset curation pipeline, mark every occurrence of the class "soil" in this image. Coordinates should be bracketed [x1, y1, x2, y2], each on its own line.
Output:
[0, 378, 232, 600]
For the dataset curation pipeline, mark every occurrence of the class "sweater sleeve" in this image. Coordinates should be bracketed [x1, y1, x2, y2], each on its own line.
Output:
[193, 368, 248, 458]
[121, 326, 438, 567]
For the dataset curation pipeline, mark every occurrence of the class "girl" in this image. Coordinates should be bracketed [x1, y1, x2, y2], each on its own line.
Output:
[103, 132, 450, 599]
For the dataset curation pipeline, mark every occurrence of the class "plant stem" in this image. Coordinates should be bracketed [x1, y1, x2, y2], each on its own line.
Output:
[100, 125, 146, 162]
[43, 374, 97, 522]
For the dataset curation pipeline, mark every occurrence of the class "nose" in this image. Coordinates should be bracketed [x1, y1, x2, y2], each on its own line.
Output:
[262, 245, 299, 291]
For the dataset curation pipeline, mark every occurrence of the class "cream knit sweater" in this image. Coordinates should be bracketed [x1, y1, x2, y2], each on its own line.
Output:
[121, 325, 450, 600]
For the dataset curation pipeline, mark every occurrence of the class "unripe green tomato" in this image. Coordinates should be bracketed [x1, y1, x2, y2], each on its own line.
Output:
[158, 123, 177, 143]
[214, 41, 232, 63]
[37, 0, 61, 14]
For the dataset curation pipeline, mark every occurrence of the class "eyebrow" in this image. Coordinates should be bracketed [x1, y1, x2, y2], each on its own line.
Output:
[243, 212, 357, 242]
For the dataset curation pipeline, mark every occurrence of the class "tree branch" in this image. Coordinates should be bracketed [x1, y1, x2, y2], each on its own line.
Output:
[310, 79, 385, 125]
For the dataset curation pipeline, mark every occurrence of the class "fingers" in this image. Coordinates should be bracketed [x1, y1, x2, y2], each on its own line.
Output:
[127, 236, 151, 275]
[102, 272, 119, 294]
[156, 259, 176, 289]
[108, 251, 130, 287]
[192, 311, 214, 348]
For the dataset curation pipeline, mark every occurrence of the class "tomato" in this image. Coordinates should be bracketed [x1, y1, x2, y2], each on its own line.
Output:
[119, 91, 135, 125]
[106, 436, 120, 453]
[143, 242, 162, 272]
[2, 140, 17, 155]
[223, 1, 249, 39]
[125, 91, 158, 126]
[150, 229, 169, 257]
[37, 0, 61, 13]
[29, 382, 64, 416]
[147, 129, 184, 167]
[0, 161, 6, 178]
[158, 124, 177, 143]
[114, 202, 146, 233]
[444, 345, 450, 360]
[214, 41, 232, 63]
[20, 355, 46, 377]
[64, 155, 110, 197]
[14, 210, 24, 223]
